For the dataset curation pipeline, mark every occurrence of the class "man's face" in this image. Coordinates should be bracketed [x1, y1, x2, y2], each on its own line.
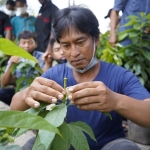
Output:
[15, 1, 26, 8]
[59, 28, 99, 69]
[6, 4, 15, 11]
[19, 38, 37, 53]
[52, 42, 66, 61]
[38, 0, 47, 5]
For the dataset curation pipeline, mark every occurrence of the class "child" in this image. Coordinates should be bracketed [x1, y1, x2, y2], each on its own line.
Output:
[11, 0, 36, 40]
[0, 30, 44, 105]
[43, 37, 67, 72]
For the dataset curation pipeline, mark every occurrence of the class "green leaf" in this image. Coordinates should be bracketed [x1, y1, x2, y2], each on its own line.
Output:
[45, 104, 67, 127]
[142, 50, 150, 61]
[133, 24, 141, 30]
[25, 60, 36, 67]
[0, 38, 37, 62]
[10, 64, 17, 75]
[51, 122, 71, 150]
[0, 51, 4, 58]
[0, 111, 60, 136]
[27, 102, 48, 115]
[118, 32, 128, 41]
[129, 32, 139, 38]
[0, 145, 21, 150]
[146, 14, 150, 20]
[124, 20, 138, 27]
[69, 121, 96, 142]
[133, 64, 141, 75]
[32, 130, 55, 150]
[67, 123, 90, 150]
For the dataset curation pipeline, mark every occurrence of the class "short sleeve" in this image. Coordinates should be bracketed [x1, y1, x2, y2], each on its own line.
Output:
[121, 71, 150, 100]
[113, 0, 127, 11]
[4, 14, 12, 31]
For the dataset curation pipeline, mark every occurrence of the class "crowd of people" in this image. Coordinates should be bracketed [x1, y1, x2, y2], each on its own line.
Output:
[0, 0, 150, 150]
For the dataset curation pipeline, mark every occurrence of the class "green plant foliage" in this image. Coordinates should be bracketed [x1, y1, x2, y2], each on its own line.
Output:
[0, 111, 60, 135]
[98, 13, 150, 91]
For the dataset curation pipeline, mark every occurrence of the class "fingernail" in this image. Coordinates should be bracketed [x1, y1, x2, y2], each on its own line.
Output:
[68, 94, 72, 100]
[52, 98, 57, 103]
[70, 101, 74, 105]
[68, 87, 73, 92]
[58, 94, 64, 100]
[34, 103, 39, 108]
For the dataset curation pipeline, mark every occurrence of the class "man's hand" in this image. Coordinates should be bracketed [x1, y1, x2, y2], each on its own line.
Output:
[24, 77, 65, 108]
[67, 81, 118, 112]
[109, 33, 118, 47]
[42, 51, 53, 64]
[9, 56, 20, 65]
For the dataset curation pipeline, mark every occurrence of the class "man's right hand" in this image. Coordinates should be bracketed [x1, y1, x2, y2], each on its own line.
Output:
[24, 77, 65, 108]
[42, 51, 53, 64]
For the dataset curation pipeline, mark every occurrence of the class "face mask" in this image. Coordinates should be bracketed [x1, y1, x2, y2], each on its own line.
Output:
[66, 38, 99, 73]
[5, 8, 16, 17]
[56, 59, 67, 64]
[16, 6, 27, 16]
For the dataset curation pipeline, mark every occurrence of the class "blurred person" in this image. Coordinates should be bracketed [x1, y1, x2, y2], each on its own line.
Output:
[109, 0, 150, 47]
[4, 0, 16, 18]
[36, 0, 58, 52]
[0, 11, 12, 39]
[0, 30, 44, 105]
[43, 37, 67, 72]
[11, 0, 36, 40]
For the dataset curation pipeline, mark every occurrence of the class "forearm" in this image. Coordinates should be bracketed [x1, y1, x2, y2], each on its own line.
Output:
[43, 63, 52, 73]
[10, 88, 30, 111]
[5, 30, 11, 40]
[110, 10, 119, 35]
[114, 93, 150, 128]
[1, 67, 13, 87]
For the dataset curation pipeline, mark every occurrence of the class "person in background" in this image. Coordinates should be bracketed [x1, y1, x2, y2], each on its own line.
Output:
[0, 30, 44, 105]
[43, 37, 67, 72]
[0, 11, 12, 39]
[11, 0, 36, 41]
[36, 0, 58, 52]
[109, 0, 150, 47]
[4, 0, 16, 18]
[11, 6, 150, 150]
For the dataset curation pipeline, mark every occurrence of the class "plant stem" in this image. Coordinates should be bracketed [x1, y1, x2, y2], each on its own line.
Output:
[63, 78, 67, 104]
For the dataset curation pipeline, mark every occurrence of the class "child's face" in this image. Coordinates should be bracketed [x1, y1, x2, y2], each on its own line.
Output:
[19, 38, 37, 53]
[52, 42, 66, 61]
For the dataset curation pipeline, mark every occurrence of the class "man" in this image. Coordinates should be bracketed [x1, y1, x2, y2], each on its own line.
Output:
[43, 37, 67, 72]
[109, 0, 150, 47]
[11, 6, 150, 150]
[11, 0, 36, 40]
[36, 0, 58, 52]
[4, 0, 16, 18]
[1, 30, 44, 105]
[0, 11, 12, 39]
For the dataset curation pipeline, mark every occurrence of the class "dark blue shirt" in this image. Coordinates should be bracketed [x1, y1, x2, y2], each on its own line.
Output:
[42, 61, 150, 149]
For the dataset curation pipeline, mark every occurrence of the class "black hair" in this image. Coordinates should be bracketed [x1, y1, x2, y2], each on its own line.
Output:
[18, 31, 37, 42]
[15, 0, 27, 4]
[52, 6, 100, 42]
[49, 38, 56, 50]
[6, 0, 15, 6]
